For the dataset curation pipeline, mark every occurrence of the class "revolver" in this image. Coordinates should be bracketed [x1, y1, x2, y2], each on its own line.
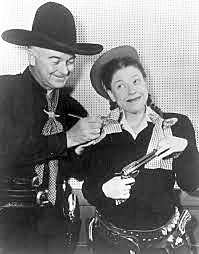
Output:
[115, 148, 158, 179]
[115, 149, 159, 205]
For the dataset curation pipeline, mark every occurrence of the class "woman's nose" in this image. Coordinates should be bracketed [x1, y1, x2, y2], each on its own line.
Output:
[127, 84, 136, 94]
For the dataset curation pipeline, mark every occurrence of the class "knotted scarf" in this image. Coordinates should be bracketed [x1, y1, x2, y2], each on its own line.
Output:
[35, 89, 63, 205]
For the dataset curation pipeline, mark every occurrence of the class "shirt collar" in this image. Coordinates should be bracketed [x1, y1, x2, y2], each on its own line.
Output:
[120, 108, 152, 139]
[22, 67, 47, 95]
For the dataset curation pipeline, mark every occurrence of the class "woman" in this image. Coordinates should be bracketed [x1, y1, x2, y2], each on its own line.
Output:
[81, 46, 199, 254]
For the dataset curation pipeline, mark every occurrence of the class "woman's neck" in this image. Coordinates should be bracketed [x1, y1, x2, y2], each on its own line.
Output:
[125, 109, 146, 132]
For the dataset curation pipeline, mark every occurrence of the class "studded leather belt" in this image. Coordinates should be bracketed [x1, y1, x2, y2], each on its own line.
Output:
[88, 207, 192, 253]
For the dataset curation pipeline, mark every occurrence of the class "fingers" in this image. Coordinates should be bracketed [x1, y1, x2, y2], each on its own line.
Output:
[67, 116, 103, 146]
[102, 176, 135, 199]
[122, 178, 135, 198]
[123, 177, 135, 186]
[86, 116, 103, 124]
[78, 116, 103, 137]
[121, 192, 131, 199]
[102, 176, 135, 200]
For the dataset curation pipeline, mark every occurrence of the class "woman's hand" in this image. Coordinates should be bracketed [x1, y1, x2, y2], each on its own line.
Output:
[156, 136, 188, 160]
[102, 176, 135, 200]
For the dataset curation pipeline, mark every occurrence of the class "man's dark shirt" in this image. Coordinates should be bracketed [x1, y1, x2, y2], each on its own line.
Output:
[0, 67, 87, 179]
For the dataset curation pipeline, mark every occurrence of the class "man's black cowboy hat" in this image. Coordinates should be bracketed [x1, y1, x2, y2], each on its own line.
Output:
[1, 2, 103, 55]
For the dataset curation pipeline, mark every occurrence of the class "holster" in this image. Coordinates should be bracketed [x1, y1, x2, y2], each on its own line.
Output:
[0, 177, 82, 252]
[61, 182, 81, 250]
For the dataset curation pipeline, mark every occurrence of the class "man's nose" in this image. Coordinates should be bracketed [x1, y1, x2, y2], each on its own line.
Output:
[60, 62, 74, 75]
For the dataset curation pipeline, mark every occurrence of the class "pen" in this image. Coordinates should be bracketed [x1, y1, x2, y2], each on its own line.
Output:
[67, 113, 83, 119]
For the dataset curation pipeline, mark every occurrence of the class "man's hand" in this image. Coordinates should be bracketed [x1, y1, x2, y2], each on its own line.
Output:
[66, 116, 103, 148]
[102, 176, 135, 200]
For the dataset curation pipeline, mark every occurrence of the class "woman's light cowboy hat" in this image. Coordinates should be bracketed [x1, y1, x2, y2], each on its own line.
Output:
[1, 2, 103, 55]
[90, 45, 140, 99]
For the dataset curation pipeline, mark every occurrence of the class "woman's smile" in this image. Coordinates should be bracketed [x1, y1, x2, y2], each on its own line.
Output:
[126, 95, 142, 103]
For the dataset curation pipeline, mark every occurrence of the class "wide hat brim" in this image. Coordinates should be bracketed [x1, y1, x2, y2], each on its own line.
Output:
[90, 45, 140, 99]
[2, 29, 103, 55]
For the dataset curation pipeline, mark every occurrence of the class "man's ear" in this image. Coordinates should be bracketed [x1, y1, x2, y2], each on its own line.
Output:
[27, 47, 36, 66]
[106, 89, 116, 102]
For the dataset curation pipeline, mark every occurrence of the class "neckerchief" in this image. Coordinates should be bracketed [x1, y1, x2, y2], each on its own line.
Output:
[35, 89, 63, 205]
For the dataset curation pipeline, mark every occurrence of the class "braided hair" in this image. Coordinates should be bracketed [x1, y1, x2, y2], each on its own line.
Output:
[147, 94, 164, 118]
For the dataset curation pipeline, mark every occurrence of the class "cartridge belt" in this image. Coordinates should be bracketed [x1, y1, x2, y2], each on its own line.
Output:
[89, 207, 192, 252]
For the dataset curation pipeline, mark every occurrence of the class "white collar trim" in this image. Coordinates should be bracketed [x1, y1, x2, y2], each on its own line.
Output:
[120, 108, 152, 139]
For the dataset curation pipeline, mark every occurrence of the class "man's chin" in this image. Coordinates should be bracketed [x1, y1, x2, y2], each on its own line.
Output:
[51, 81, 68, 89]
[54, 84, 66, 89]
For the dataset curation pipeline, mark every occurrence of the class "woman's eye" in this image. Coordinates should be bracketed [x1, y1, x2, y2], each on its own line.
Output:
[51, 61, 59, 65]
[134, 78, 140, 85]
[116, 83, 125, 89]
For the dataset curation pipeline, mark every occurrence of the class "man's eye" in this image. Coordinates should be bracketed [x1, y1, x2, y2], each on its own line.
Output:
[67, 58, 75, 65]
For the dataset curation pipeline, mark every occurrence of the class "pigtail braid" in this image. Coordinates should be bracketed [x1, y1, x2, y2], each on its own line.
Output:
[147, 94, 164, 118]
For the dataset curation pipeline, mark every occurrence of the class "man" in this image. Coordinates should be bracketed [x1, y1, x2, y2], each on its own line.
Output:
[0, 2, 103, 254]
